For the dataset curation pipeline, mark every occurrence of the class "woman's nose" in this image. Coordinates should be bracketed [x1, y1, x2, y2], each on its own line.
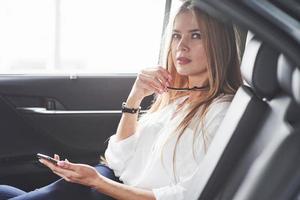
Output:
[177, 37, 189, 51]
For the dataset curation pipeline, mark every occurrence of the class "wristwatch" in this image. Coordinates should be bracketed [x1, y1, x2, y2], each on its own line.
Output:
[122, 102, 141, 114]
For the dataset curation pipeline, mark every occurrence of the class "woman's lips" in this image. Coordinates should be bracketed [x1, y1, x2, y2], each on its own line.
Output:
[176, 57, 191, 65]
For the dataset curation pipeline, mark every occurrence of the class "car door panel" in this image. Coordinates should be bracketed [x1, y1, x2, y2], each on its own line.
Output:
[0, 75, 152, 191]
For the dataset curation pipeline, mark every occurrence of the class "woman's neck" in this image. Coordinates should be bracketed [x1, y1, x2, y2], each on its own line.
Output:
[188, 76, 208, 89]
[187, 75, 209, 102]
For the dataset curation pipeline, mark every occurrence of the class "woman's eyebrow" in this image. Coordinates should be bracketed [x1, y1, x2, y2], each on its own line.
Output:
[189, 29, 201, 33]
[172, 29, 201, 33]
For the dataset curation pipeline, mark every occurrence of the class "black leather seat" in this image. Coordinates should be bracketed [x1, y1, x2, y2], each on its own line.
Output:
[217, 47, 293, 199]
[230, 55, 300, 200]
[196, 35, 280, 200]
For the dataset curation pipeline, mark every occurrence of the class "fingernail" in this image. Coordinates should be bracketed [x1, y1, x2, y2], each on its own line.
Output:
[39, 159, 44, 163]
[57, 161, 65, 167]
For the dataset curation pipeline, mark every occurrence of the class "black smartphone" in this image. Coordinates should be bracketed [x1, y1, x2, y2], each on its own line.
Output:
[37, 153, 59, 164]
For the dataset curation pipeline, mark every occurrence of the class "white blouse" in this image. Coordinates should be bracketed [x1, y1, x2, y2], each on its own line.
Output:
[105, 95, 233, 200]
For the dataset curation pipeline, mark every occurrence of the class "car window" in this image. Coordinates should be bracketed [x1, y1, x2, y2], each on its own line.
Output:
[0, 0, 166, 74]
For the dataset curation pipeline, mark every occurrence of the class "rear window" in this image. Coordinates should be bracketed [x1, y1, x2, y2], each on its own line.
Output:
[0, 0, 166, 74]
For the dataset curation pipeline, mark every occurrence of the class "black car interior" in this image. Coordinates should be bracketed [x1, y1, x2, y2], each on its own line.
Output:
[0, 0, 299, 199]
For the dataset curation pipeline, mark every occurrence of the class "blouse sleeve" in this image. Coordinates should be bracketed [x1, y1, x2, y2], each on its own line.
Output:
[104, 133, 139, 177]
[104, 113, 152, 177]
[152, 100, 232, 200]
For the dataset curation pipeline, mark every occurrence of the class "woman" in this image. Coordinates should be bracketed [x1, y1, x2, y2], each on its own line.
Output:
[0, 1, 242, 199]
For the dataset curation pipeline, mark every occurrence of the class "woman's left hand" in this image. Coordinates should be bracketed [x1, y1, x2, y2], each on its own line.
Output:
[39, 155, 102, 188]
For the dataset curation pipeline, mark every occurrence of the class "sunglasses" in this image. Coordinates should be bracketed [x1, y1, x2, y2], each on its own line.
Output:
[166, 85, 209, 91]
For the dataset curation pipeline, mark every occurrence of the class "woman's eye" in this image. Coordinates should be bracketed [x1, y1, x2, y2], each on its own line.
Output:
[191, 33, 201, 39]
[172, 33, 181, 40]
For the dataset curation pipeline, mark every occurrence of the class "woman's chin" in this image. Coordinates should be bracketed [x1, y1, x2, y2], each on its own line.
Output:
[175, 67, 190, 76]
[176, 69, 197, 77]
[175, 66, 208, 77]
[176, 71, 189, 77]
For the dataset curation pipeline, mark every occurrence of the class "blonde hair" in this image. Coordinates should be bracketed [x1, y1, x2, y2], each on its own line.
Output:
[145, 1, 242, 181]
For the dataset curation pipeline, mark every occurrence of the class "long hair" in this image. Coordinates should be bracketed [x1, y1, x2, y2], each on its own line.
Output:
[145, 1, 243, 181]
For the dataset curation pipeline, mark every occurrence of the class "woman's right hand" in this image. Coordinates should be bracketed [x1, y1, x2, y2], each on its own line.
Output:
[115, 66, 171, 141]
[127, 66, 172, 103]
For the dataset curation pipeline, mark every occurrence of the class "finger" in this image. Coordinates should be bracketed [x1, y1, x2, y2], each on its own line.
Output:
[153, 76, 167, 92]
[39, 159, 56, 169]
[156, 67, 171, 87]
[142, 68, 169, 89]
[138, 74, 160, 93]
[140, 73, 165, 93]
[39, 158, 69, 174]
[157, 66, 172, 81]
[139, 81, 160, 94]
[155, 73, 169, 89]
[40, 159, 79, 183]
[57, 160, 77, 171]
[51, 163, 78, 179]
[40, 159, 68, 177]
[139, 77, 161, 94]
[54, 154, 60, 161]
[139, 82, 156, 92]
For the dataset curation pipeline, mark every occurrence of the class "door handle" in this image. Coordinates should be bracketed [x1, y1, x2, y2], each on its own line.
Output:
[44, 98, 56, 110]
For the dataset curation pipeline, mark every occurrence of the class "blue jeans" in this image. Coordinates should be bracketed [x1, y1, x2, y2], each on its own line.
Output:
[0, 164, 121, 200]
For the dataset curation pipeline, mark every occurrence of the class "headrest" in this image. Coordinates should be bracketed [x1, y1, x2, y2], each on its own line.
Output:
[277, 54, 300, 105]
[241, 36, 280, 100]
[277, 54, 293, 95]
[241, 36, 262, 87]
[292, 68, 300, 104]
